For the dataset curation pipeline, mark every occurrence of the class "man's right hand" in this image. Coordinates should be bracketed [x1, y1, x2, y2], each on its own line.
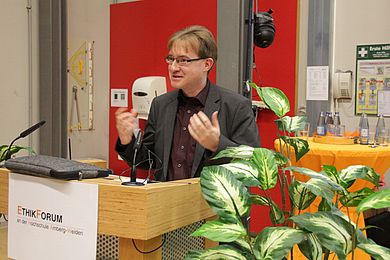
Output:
[115, 107, 138, 145]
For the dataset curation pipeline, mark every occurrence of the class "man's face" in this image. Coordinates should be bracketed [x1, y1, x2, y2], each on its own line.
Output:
[167, 41, 213, 95]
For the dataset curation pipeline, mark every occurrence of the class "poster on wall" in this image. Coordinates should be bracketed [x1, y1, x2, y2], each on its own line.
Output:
[306, 66, 329, 101]
[355, 43, 390, 115]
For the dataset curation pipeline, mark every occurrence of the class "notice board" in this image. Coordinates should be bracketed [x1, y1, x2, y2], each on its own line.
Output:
[355, 43, 390, 115]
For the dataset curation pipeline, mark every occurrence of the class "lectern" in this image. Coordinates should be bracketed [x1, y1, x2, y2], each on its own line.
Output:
[0, 168, 216, 259]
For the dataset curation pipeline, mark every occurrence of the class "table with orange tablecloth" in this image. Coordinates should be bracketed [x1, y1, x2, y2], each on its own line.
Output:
[275, 138, 390, 260]
[291, 138, 390, 188]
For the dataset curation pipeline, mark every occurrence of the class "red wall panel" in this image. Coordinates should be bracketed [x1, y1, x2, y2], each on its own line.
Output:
[109, 0, 217, 175]
[251, 0, 298, 232]
[109, 0, 298, 234]
[253, 0, 298, 149]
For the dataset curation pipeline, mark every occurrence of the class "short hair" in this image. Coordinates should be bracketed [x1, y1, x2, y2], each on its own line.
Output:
[167, 25, 218, 62]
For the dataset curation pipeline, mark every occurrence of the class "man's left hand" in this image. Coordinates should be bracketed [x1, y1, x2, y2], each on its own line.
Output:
[188, 111, 220, 152]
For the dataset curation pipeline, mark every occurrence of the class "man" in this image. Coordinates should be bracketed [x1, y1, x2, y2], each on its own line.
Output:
[116, 25, 260, 181]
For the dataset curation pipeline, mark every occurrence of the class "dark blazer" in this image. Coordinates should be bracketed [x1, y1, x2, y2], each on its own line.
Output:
[116, 81, 260, 181]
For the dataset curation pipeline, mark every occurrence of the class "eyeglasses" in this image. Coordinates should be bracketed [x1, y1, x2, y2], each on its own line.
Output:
[165, 55, 205, 66]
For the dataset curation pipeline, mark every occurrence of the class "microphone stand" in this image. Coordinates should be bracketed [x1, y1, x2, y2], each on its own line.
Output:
[122, 131, 145, 186]
[3, 136, 22, 161]
[242, 0, 254, 99]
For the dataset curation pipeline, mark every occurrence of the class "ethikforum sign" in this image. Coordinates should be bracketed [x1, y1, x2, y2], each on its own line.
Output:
[8, 173, 98, 260]
[17, 206, 63, 223]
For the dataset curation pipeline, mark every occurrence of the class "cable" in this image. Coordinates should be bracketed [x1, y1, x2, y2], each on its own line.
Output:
[132, 234, 165, 254]
[143, 150, 154, 184]
[118, 156, 162, 184]
[118, 131, 163, 183]
[118, 159, 152, 183]
[0, 213, 8, 222]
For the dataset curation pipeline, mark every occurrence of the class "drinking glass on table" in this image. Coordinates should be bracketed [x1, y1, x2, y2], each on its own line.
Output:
[298, 122, 310, 139]
[327, 124, 336, 136]
[368, 131, 377, 147]
[336, 125, 345, 137]
[378, 128, 389, 146]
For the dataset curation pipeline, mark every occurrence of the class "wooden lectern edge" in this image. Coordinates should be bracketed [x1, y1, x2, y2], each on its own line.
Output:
[0, 168, 216, 241]
[0, 168, 8, 214]
[94, 176, 215, 240]
[75, 158, 107, 169]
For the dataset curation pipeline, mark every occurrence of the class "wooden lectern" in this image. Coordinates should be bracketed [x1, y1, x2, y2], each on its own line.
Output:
[0, 168, 216, 259]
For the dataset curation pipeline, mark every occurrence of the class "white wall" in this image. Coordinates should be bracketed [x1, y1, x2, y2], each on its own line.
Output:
[0, 0, 39, 154]
[298, 0, 390, 187]
[331, 0, 390, 132]
[66, 0, 110, 161]
[331, 0, 390, 187]
[0, 0, 114, 164]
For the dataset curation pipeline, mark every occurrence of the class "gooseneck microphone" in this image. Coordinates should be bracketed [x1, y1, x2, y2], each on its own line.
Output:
[122, 130, 145, 186]
[20, 120, 46, 138]
[2, 120, 46, 161]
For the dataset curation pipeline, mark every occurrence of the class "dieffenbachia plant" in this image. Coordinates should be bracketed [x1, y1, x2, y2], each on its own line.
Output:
[186, 84, 390, 260]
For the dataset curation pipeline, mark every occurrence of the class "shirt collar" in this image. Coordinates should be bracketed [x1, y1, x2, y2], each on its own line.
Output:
[178, 80, 210, 107]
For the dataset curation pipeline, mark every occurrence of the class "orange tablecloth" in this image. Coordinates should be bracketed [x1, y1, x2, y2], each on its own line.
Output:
[275, 138, 390, 260]
[291, 138, 390, 183]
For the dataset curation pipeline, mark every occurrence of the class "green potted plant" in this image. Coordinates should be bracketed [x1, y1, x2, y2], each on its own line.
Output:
[0, 145, 35, 163]
[185, 84, 390, 260]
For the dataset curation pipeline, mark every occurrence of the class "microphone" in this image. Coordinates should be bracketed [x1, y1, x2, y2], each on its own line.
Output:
[133, 129, 143, 150]
[2, 120, 46, 161]
[122, 130, 145, 186]
[20, 121, 46, 138]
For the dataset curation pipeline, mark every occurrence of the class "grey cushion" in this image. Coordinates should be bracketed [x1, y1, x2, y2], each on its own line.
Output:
[5, 155, 111, 180]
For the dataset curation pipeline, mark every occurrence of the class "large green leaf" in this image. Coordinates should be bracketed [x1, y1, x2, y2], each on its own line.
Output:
[0, 145, 35, 162]
[318, 198, 331, 212]
[356, 188, 390, 213]
[0, 145, 8, 161]
[219, 159, 260, 187]
[250, 194, 284, 224]
[279, 136, 309, 161]
[212, 145, 254, 160]
[192, 219, 246, 242]
[322, 165, 342, 184]
[298, 233, 323, 260]
[252, 85, 290, 117]
[357, 240, 390, 260]
[299, 178, 335, 203]
[339, 165, 379, 188]
[185, 245, 247, 260]
[286, 166, 345, 194]
[200, 166, 251, 223]
[253, 226, 305, 260]
[252, 148, 278, 190]
[288, 166, 346, 203]
[275, 115, 307, 133]
[274, 152, 289, 167]
[329, 206, 367, 244]
[250, 194, 268, 206]
[268, 199, 285, 224]
[340, 187, 375, 207]
[185, 250, 202, 259]
[288, 181, 316, 210]
[232, 237, 252, 254]
[290, 212, 354, 259]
